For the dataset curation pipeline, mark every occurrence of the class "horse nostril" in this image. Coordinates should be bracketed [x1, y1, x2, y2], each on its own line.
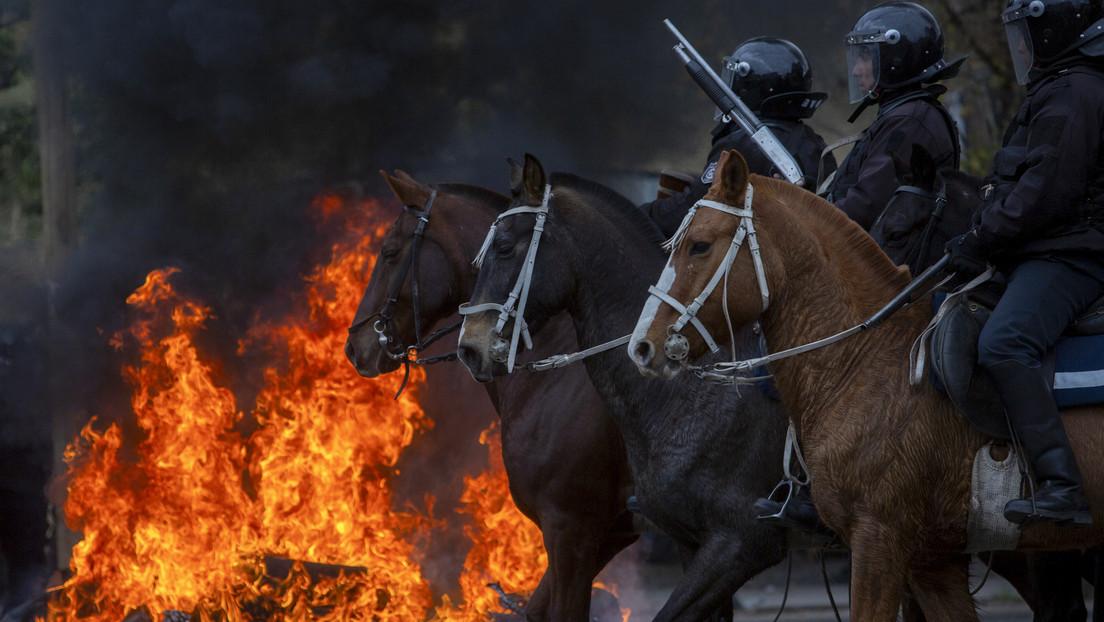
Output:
[633, 340, 654, 366]
[457, 344, 482, 371]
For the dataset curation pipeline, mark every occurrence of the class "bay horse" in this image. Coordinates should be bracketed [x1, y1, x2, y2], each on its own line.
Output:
[345, 171, 635, 621]
[629, 149, 1104, 620]
[457, 154, 789, 622]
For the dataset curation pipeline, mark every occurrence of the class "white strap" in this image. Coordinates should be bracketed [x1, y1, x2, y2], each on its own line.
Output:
[472, 188, 553, 268]
[783, 422, 811, 486]
[648, 286, 722, 353]
[506, 211, 546, 372]
[908, 267, 995, 386]
[526, 334, 632, 372]
[703, 323, 865, 376]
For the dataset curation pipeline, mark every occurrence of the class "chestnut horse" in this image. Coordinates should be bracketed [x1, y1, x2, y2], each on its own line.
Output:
[345, 171, 635, 621]
[629, 150, 1104, 621]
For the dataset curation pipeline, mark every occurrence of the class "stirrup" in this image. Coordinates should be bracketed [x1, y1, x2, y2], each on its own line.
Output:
[756, 479, 799, 521]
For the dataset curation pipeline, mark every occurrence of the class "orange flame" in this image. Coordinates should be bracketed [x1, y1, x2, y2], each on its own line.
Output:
[48, 192, 598, 620]
[434, 424, 547, 621]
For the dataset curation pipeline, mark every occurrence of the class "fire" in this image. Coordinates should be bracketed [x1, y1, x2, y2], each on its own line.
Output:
[56, 267, 260, 618]
[48, 191, 599, 620]
[50, 198, 433, 620]
[433, 424, 547, 621]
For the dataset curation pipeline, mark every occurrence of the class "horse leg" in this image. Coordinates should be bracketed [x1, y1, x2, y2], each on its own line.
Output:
[907, 555, 979, 622]
[989, 551, 1087, 622]
[524, 571, 552, 622]
[849, 524, 911, 622]
[542, 521, 603, 622]
[652, 533, 777, 622]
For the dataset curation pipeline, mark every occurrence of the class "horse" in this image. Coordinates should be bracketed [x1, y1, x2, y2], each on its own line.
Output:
[628, 149, 1104, 621]
[345, 171, 636, 621]
[456, 154, 789, 622]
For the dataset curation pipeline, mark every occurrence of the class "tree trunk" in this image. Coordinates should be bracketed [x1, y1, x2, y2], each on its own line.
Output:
[33, 0, 78, 574]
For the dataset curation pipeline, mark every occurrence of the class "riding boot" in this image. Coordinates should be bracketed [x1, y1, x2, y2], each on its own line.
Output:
[753, 484, 834, 536]
[988, 360, 1093, 526]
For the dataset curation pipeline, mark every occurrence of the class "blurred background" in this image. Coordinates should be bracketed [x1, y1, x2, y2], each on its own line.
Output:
[0, 0, 1037, 619]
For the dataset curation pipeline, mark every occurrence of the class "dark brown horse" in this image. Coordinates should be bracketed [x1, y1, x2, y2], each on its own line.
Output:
[345, 171, 635, 621]
[630, 150, 1104, 621]
[457, 155, 790, 622]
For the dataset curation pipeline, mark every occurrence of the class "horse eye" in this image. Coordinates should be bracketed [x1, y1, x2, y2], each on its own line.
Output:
[689, 241, 712, 256]
[381, 246, 402, 262]
[494, 237, 515, 257]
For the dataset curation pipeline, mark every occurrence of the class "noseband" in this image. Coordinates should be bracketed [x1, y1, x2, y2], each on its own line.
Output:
[347, 190, 462, 395]
[647, 184, 770, 362]
[458, 184, 552, 373]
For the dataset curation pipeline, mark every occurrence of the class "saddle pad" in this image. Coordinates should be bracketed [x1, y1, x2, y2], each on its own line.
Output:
[1053, 334, 1104, 408]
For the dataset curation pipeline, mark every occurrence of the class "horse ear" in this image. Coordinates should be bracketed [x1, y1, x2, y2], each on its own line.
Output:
[379, 169, 429, 206]
[507, 157, 525, 198]
[909, 144, 937, 188]
[715, 150, 750, 198]
[521, 153, 547, 204]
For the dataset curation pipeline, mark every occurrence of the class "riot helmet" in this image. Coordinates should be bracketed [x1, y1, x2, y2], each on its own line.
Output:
[845, 2, 965, 103]
[1002, 0, 1104, 84]
[718, 37, 828, 120]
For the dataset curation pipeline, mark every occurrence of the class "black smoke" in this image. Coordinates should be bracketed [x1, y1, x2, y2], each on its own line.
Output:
[7, 0, 863, 602]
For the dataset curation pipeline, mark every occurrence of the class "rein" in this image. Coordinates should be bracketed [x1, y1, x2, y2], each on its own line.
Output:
[347, 190, 462, 398]
[648, 185, 770, 361]
[691, 255, 952, 384]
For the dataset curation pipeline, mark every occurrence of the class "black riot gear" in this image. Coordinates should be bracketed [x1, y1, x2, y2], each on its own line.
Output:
[719, 37, 827, 120]
[846, 2, 965, 104]
[1003, 0, 1104, 84]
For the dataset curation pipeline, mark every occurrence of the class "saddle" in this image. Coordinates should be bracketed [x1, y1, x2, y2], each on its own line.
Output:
[930, 289, 1104, 439]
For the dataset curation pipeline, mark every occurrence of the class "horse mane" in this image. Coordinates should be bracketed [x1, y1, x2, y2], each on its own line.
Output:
[759, 176, 911, 290]
[436, 183, 510, 210]
[550, 173, 666, 247]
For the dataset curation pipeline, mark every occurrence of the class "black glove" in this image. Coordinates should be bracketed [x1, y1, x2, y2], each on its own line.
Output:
[945, 229, 988, 278]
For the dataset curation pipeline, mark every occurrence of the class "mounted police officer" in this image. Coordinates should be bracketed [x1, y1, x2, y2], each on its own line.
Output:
[644, 37, 835, 237]
[946, 0, 1104, 526]
[754, 2, 966, 536]
[826, 2, 965, 232]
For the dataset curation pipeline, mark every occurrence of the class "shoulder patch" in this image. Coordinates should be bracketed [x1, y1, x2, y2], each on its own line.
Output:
[701, 161, 718, 184]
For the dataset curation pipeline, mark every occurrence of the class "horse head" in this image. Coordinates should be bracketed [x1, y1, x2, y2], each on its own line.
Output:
[629, 150, 792, 377]
[457, 154, 577, 382]
[345, 170, 506, 377]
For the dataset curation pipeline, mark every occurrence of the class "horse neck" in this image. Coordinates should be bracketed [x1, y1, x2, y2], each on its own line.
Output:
[554, 190, 678, 439]
[754, 187, 929, 439]
[431, 196, 499, 311]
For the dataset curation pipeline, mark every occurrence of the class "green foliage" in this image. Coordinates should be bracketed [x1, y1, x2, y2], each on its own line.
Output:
[0, 14, 40, 242]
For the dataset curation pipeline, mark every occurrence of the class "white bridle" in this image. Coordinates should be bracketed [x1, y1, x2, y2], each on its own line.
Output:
[646, 184, 770, 361]
[458, 184, 552, 373]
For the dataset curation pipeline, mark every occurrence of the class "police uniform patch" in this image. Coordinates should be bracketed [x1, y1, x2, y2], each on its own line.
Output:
[701, 161, 718, 184]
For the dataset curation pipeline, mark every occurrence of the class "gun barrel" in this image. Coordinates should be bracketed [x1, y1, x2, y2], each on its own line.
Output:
[662, 18, 805, 186]
[663, 19, 760, 132]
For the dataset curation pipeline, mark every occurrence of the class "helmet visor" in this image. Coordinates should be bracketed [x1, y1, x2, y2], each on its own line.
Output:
[1004, 19, 1034, 85]
[847, 43, 880, 104]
